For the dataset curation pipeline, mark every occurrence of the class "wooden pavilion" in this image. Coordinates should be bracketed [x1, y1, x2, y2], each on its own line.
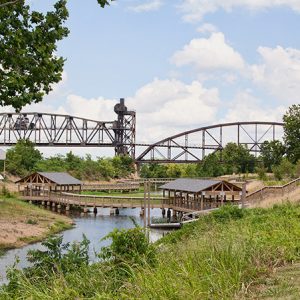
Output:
[160, 178, 244, 211]
[16, 172, 82, 197]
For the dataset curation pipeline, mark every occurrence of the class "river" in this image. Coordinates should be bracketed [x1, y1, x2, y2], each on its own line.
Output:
[0, 207, 168, 284]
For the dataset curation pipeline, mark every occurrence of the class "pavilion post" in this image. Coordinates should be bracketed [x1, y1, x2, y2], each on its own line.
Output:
[201, 192, 205, 211]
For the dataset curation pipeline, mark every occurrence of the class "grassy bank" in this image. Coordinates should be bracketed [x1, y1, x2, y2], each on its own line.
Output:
[0, 196, 73, 250]
[1, 204, 300, 299]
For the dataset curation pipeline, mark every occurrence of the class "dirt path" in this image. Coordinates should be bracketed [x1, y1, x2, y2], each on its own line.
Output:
[0, 197, 73, 249]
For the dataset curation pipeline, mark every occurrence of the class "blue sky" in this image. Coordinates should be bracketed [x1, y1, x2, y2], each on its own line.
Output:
[8, 0, 299, 157]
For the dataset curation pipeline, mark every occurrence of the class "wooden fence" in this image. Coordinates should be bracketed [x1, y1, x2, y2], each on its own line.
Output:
[246, 177, 300, 204]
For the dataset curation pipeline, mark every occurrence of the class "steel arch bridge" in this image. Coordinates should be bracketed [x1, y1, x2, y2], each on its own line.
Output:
[135, 121, 284, 163]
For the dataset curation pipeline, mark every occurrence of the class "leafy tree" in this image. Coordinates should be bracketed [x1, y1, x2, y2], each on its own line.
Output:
[183, 164, 198, 178]
[283, 104, 300, 164]
[255, 163, 267, 180]
[0, 0, 115, 111]
[0, 0, 69, 111]
[35, 155, 67, 172]
[196, 153, 225, 177]
[98, 157, 115, 179]
[166, 164, 182, 178]
[139, 164, 168, 178]
[295, 160, 300, 178]
[222, 143, 256, 174]
[6, 139, 42, 176]
[260, 140, 285, 171]
[112, 155, 135, 178]
[272, 158, 295, 181]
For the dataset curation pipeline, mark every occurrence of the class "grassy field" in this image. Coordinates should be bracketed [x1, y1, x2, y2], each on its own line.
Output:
[0, 196, 73, 250]
[2, 203, 300, 299]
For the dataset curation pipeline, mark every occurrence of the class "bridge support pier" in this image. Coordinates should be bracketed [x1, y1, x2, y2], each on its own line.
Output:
[83, 207, 89, 213]
[57, 204, 61, 209]
[41, 201, 45, 206]
[66, 205, 70, 211]
[29, 200, 32, 205]
[47, 201, 51, 206]
[52, 202, 56, 208]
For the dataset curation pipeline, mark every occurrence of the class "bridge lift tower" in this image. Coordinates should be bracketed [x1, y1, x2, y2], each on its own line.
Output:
[113, 98, 136, 158]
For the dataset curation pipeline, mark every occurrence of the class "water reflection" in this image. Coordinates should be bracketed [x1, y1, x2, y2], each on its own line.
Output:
[0, 207, 170, 284]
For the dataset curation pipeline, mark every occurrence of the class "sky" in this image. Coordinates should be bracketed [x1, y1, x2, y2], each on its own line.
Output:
[2, 0, 300, 157]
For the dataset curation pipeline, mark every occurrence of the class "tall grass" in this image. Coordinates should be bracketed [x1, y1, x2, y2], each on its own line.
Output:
[1, 204, 300, 299]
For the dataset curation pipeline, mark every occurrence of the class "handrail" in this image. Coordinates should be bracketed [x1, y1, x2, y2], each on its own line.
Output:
[246, 177, 300, 202]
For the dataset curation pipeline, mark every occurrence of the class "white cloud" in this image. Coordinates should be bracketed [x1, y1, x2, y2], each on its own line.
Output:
[126, 78, 220, 142]
[179, 0, 300, 22]
[197, 23, 218, 34]
[222, 91, 285, 123]
[171, 32, 245, 71]
[251, 46, 300, 103]
[129, 0, 163, 12]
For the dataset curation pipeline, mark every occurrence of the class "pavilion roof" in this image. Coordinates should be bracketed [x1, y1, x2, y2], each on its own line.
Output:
[160, 178, 242, 193]
[16, 172, 82, 185]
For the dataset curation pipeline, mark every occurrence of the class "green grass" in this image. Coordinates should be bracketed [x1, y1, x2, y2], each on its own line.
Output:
[2, 204, 300, 299]
[263, 179, 291, 186]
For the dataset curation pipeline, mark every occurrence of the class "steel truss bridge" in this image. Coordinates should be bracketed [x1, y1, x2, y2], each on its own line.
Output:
[136, 121, 284, 163]
[0, 99, 283, 163]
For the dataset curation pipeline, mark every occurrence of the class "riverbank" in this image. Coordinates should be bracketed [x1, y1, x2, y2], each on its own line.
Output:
[1, 203, 300, 299]
[0, 196, 73, 250]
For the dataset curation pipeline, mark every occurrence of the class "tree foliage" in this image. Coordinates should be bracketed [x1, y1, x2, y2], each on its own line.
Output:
[5, 140, 134, 179]
[0, 0, 69, 111]
[260, 140, 285, 171]
[0, 0, 115, 111]
[6, 139, 42, 176]
[283, 104, 300, 164]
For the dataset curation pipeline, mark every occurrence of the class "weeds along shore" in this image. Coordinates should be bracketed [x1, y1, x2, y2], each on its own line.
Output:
[1, 203, 300, 299]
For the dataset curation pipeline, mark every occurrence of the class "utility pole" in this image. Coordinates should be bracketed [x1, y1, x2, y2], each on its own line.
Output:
[143, 181, 147, 228]
[147, 181, 151, 227]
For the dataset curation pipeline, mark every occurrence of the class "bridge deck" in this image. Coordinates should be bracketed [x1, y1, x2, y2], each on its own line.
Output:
[20, 192, 197, 213]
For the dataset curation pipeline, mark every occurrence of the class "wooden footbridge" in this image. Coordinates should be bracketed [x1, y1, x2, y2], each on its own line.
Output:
[20, 191, 199, 213]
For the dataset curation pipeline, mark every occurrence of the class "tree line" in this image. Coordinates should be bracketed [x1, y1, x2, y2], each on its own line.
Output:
[4, 140, 135, 180]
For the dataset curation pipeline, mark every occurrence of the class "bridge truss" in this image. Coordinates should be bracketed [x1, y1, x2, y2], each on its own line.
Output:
[136, 122, 284, 163]
[0, 99, 136, 158]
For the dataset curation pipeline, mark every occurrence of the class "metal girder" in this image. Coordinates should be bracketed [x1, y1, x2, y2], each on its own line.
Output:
[136, 121, 284, 163]
[0, 99, 136, 158]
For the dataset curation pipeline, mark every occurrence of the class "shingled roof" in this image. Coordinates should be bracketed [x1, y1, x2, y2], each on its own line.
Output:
[38, 172, 82, 185]
[160, 178, 241, 193]
[16, 172, 82, 185]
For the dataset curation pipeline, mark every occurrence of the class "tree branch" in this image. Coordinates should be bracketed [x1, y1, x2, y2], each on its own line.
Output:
[0, 0, 22, 8]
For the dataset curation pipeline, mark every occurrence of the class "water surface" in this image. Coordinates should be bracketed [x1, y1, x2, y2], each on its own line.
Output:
[0, 207, 167, 284]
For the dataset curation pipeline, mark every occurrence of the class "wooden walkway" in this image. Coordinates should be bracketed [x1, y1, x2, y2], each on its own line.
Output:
[20, 191, 203, 213]
[246, 177, 300, 204]
[82, 183, 140, 192]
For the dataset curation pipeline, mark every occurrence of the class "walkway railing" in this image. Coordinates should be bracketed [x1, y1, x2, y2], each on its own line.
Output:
[246, 177, 300, 204]
[82, 183, 140, 192]
[20, 190, 165, 209]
